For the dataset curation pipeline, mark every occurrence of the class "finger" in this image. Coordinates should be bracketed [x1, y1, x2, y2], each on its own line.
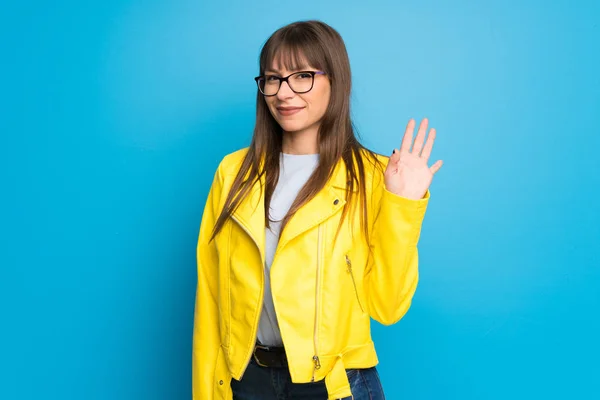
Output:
[421, 128, 436, 162]
[399, 119, 415, 154]
[430, 160, 443, 174]
[386, 149, 401, 173]
[412, 118, 429, 155]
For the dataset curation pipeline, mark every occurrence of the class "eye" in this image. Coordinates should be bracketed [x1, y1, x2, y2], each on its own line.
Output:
[265, 75, 280, 82]
[296, 72, 312, 79]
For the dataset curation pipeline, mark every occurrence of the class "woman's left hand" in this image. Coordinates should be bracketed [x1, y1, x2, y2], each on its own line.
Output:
[384, 118, 443, 200]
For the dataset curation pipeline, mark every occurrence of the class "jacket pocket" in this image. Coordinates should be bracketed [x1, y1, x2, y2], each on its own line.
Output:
[345, 254, 365, 313]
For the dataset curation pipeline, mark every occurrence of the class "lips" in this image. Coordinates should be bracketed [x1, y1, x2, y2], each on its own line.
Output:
[277, 106, 304, 116]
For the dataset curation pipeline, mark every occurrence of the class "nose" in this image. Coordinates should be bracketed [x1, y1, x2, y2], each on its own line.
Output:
[276, 79, 294, 99]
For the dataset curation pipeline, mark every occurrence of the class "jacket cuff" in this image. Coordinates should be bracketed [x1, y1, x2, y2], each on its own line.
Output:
[377, 188, 430, 244]
[382, 187, 430, 207]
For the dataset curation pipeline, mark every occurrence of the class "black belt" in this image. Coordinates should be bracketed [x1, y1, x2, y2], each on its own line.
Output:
[252, 342, 288, 368]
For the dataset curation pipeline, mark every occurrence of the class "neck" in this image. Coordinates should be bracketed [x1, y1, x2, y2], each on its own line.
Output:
[281, 125, 319, 155]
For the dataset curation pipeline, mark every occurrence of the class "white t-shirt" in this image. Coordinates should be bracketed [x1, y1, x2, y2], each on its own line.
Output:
[257, 151, 320, 346]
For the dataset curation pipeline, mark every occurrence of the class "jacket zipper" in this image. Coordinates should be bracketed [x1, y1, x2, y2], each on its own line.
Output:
[231, 215, 265, 378]
[345, 255, 365, 313]
[311, 224, 323, 381]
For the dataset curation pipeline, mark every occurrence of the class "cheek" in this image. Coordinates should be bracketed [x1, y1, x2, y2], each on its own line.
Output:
[264, 98, 277, 115]
[310, 89, 331, 118]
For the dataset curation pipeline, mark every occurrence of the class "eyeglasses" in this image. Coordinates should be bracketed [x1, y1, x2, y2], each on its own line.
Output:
[254, 70, 326, 96]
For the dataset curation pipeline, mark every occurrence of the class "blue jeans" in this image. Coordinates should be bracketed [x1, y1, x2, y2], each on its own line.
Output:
[231, 356, 386, 399]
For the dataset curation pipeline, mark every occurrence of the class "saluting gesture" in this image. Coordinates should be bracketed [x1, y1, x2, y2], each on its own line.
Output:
[384, 118, 444, 200]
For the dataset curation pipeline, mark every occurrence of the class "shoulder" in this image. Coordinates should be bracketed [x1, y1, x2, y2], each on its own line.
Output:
[215, 147, 250, 177]
[357, 147, 388, 177]
[371, 151, 389, 168]
[351, 148, 390, 200]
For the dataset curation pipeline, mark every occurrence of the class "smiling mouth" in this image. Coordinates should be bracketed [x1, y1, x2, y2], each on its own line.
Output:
[277, 107, 304, 116]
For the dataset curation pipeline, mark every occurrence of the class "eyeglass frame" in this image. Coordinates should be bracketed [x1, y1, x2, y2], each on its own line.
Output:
[254, 70, 327, 96]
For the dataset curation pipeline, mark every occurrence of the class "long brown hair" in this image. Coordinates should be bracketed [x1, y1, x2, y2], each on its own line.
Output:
[210, 20, 384, 242]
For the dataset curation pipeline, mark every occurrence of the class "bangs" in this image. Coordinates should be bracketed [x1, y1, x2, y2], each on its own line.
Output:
[261, 34, 327, 74]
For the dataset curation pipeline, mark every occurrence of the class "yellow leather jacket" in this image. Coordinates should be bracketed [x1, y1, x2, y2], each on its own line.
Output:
[193, 147, 430, 399]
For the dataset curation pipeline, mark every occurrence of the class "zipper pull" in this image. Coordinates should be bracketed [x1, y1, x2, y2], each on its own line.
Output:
[313, 355, 321, 370]
[345, 254, 352, 272]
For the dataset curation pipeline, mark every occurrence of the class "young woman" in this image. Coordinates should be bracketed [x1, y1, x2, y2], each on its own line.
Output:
[193, 20, 443, 400]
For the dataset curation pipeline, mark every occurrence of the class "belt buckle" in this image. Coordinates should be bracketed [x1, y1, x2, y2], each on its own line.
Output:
[253, 343, 270, 367]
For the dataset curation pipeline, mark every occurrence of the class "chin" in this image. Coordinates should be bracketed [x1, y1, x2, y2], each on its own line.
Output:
[278, 121, 308, 133]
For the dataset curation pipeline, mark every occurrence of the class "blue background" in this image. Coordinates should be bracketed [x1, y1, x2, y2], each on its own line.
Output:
[1, 0, 599, 399]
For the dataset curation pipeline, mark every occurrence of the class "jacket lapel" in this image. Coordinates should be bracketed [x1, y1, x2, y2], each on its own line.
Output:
[231, 157, 357, 260]
[231, 171, 267, 263]
[278, 158, 356, 251]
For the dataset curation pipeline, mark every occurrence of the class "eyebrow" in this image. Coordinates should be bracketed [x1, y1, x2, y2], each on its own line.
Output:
[264, 66, 310, 75]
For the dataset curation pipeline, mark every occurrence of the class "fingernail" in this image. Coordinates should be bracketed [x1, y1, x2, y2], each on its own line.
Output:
[392, 149, 396, 154]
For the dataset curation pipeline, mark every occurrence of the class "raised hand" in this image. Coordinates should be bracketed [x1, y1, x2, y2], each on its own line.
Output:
[384, 118, 443, 200]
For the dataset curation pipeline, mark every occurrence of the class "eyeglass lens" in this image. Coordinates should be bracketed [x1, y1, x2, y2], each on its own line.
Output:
[258, 72, 314, 95]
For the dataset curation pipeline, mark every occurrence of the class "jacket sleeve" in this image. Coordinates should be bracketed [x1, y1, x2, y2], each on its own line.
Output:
[363, 165, 430, 326]
[192, 163, 224, 399]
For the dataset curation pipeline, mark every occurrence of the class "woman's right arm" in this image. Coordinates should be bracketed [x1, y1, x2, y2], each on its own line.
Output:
[192, 163, 224, 399]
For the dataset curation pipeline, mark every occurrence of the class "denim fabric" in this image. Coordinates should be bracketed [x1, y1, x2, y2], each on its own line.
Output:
[231, 356, 386, 400]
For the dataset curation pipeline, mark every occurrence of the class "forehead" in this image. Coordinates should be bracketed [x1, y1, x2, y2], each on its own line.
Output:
[266, 50, 312, 73]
